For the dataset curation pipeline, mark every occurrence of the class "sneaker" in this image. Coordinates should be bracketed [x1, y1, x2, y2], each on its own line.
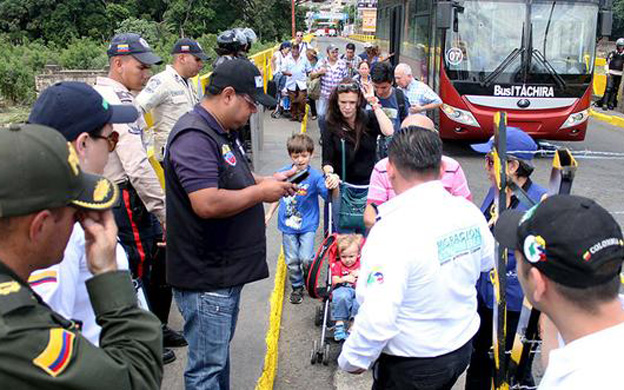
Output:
[311, 115, 317, 120]
[163, 348, 177, 365]
[334, 323, 347, 342]
[290, 287, 304, 304]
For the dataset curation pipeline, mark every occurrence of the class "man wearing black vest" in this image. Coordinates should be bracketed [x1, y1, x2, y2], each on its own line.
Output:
[164, 59, 296, 390]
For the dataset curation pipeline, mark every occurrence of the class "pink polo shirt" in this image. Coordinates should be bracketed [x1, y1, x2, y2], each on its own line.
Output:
[367, 156, 472, 205]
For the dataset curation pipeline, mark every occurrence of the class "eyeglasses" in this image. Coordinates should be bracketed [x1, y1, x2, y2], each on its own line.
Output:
[91, 131, 119, 152]
[485, 154, 495, 168]
[296, 33, 303, 38]
[337, 83, 360, 93]
[238, 93, 258, 110]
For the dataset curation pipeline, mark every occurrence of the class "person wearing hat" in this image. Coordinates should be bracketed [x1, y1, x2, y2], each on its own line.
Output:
[465, 127, 548, 390]
[494, 195, 624, 389]
[338, 126, 495, 389]
[311, 43, 348, 120]
[0, 124, 163, 388]
[96, 33, 184, 364]
[137, 38, 208, 162]
[26, 81, 138, 346]
[164, 58, 296, 390]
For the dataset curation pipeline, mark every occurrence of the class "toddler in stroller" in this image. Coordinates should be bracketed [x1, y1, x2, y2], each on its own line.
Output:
[330, 234, 363, 341]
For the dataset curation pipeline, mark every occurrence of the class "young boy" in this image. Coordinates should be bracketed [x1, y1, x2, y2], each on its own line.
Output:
[266, 134, 328, 304]
[331, 234, 363, 341]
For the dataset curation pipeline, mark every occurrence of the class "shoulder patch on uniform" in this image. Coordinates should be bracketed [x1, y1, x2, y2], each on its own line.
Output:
[28, 270, 58, 287]
[33, 328, 76, 377]
[115, 90, 134, 103]
[366, 266, 384, 286]
[0, 278, 36, 315]
[222, 144, 237, 166]
[144, 77, 162, 94]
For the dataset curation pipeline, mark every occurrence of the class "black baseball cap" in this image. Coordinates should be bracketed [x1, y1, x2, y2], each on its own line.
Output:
[28, 81, 139, 141]
[208, 59, 276, 107]
[172, 38, 209, 61]
[0, 124, 119, 217]
[494, 195, 624, 288]
[106, 33, 163, 65]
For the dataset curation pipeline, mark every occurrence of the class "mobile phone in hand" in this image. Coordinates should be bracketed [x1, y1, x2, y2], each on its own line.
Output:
[287, 170, 309, 184]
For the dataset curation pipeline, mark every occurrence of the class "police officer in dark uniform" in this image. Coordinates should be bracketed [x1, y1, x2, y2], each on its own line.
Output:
[597, 38, 624, 110]
[0, 124, 162, 389]
[213, 29, 246, 69]
[164, 59, 296, 390]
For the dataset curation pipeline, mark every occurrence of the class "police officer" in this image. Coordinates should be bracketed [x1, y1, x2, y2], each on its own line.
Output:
[95, 32, 184, 363]
[597, 38, 624, 110]
[0, 124, 162, 389]
[338, 127, 495, 389]
[137, 38, 208, 162]
[165, 59, 296, 390]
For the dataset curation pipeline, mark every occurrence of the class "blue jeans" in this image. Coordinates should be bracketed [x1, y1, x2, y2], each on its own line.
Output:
[174, 286, 243, 390]
[331, 285, 359, 321]
[283, 232, 316, 288]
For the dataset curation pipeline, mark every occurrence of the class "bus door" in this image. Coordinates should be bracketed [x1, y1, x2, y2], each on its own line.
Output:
[389, 5, 403, 67]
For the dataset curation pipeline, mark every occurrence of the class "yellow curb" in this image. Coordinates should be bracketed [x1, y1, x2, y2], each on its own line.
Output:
[255, 247, 287, 390]
[589, 108, 624, 129]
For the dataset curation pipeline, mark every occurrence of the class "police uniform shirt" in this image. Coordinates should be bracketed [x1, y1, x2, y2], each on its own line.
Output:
[28, 224, 130, 346]
[338, 181, 495, 371]
[94, 77, 166, 225]
[136, 65, 199, 161]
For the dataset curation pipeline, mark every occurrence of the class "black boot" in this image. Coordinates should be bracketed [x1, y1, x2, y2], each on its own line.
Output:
[163, 348, 177, 365]
[163, 325, 188, 348]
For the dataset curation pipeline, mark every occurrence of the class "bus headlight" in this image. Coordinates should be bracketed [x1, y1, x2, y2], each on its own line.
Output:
[560, 109, 589, 129]
[441, 104, 480, 127]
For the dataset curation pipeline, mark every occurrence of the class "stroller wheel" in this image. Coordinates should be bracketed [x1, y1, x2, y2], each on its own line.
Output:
[314, 305, 323, 327]
[310, 340, 318, 365]
[322, 344, 330, 366]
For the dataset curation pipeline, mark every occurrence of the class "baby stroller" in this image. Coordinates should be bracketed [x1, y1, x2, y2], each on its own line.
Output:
[270, 77, 291, 119]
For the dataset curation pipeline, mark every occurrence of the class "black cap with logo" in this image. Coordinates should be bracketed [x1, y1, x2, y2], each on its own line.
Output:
[172, 38, 209, 61]
[0, 124, 119, 217]
[106, 33, 163, 65]
[28, 81, 139, 141]
[494, 195, 624, 288]
[208, 59, 276, 107]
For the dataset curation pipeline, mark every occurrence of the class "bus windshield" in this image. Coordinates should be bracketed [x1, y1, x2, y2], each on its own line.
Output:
[445, 0, 598, 83]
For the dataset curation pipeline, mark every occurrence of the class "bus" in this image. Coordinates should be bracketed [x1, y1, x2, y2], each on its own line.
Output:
[376, 0, 613, 141]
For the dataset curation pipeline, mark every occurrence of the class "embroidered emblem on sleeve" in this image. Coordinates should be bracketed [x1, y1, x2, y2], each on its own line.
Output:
[33, 328, 76, 377]
[28, 270, 58, 287]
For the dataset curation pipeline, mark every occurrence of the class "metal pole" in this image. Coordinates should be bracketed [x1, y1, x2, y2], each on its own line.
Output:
[292, 0, 296, 39]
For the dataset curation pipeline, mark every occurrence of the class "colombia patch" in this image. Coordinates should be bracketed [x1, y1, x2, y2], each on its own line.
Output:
[28, 270, 58, 287]
[33, 328, 75, 377]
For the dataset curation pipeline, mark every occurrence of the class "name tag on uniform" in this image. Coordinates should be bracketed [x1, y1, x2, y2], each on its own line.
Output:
[436, 226, 482, 265]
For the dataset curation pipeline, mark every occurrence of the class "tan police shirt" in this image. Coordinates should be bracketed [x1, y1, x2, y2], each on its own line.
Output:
[94, 77, 166, 225]
[136, 65, 199, 161]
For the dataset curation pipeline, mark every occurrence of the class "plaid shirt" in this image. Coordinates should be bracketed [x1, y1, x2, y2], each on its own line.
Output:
[317, 58, 348, 100]
[341, 54, 362, 77]
[401, 79, 442, 112]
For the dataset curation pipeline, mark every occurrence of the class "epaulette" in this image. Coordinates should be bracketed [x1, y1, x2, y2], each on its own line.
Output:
[0, 274, 36, 316]
[115, 90, 134, 104]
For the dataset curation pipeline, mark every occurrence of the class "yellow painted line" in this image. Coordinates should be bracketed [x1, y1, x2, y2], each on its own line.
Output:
[589, 108, 624, 129]
[300, 104, 310, 134]
[255, 248, 287, 390]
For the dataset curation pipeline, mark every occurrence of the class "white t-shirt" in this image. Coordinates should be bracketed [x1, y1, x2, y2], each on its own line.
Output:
[29, 223, 130, 346]
[338, 181, 495, 371]
[539, 321, 624, 389]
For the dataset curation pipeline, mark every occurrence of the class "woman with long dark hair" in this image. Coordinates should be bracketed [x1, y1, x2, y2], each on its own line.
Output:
[322, 78, 394, 232]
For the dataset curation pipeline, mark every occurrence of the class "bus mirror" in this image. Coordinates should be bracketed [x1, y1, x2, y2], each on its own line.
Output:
[599, 10, 613, 37]
[437, 2, 453, 30]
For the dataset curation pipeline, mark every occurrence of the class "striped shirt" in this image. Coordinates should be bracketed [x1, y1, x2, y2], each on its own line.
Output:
[317, 58, 348, 100]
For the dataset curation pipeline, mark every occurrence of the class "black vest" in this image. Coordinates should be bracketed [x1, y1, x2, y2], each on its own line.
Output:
[608, 50, 624, 72]
[164, 108, 268, 291]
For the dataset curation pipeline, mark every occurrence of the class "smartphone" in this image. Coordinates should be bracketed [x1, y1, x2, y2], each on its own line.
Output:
[287, 170, 309, 184]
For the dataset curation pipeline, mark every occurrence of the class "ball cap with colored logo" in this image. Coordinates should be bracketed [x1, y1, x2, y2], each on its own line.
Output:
[0, 124, 119, 218]
[106, 33, 163, 65]
[172, 38, 209, 61]
[494, 195, 624, 288]
[471, 127, 537, 162]
[28, 81, 139, 142]
[208, 58, 277, 107]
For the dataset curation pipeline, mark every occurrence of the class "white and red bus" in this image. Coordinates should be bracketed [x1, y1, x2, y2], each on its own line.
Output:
[376, 0, 612, 141]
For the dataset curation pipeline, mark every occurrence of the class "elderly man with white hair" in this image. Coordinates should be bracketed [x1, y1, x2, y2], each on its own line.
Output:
[394, 63, 442, 115]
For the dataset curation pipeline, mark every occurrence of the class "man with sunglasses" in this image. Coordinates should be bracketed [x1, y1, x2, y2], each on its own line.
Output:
[294, 31, 310, 54]
[465, 127, 547, 390]
[165, 58, 297, 390]
[27, 81, 139, 345]
[96, 33, 184, 364]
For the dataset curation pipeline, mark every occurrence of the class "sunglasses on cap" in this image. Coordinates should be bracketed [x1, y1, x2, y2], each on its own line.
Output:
[336, 83, 360, 93]
[91, 131, 119, 152]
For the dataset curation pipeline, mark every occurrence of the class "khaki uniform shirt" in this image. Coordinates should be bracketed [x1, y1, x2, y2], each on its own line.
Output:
[94, 77, 166, 225]
[0, 261, 163, 389]
[136, 65, 199, 160]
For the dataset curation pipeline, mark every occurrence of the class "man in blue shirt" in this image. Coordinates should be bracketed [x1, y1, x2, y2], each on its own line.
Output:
[394, 63, 442, 116]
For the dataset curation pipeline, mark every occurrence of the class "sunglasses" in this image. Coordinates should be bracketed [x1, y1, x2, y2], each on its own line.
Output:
[337, 83, 360, 93]
[91, 131, 119, 152]
[238, 93, 258, 109]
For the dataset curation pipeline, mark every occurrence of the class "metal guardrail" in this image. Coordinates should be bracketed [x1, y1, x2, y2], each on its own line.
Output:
[348, 34, 376, 42]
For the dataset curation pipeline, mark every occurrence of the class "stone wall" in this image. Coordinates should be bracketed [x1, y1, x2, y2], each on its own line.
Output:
[35, 65, 108, 93]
